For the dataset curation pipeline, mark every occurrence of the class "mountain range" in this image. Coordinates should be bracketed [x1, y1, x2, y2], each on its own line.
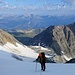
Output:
[0, 14, 75, 63]
[0, 14, 75, 29]
[7, 22, 75, 63]
[0, 29, 52, 62]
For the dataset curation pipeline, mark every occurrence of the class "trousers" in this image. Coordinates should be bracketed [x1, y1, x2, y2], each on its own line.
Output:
[41, 62, 46, 71]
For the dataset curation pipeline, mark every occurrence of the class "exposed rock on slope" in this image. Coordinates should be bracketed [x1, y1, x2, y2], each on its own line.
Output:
[0, 29, 19, 45]
[52, 26, 75, 55]
[29, 26, 75, 62]
[66, 58, 75, 63]
[0, 29, 38, 58]
[68, 22, 75, 35]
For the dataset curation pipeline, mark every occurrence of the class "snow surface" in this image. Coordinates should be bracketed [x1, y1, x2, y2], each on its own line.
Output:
[0, 49, 75, 75]
[31, 46, 51, 51]
[3, 42, 38, 58]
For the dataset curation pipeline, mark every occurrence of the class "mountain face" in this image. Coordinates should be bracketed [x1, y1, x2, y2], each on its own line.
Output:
[29, 26, 54, 46]
[0, 29, 38, 58]
[68, 22, 75, 35]
[0, 14, 75, 29]
[30, 26, 75, 54]
[0, 29, 18, 45]
[27, 25, 75, 62]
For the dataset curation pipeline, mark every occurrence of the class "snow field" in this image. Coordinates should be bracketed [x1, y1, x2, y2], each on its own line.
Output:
[1, 61, 75, 75]
[0, 44, 75, 75]
[3, 42, 38, 58]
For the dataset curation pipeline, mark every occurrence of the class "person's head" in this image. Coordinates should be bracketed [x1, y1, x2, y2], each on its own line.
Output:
[41, 52, 45, 56]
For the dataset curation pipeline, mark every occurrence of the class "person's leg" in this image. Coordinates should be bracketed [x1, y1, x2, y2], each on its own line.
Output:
[41, 63, 43, 70]
[43, 63, 46, 71]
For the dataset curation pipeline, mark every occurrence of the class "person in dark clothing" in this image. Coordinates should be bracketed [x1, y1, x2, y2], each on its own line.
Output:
[36, 52, 46, 71]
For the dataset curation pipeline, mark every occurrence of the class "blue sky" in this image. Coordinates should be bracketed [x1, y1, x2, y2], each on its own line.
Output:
[0, 0, 75, 16]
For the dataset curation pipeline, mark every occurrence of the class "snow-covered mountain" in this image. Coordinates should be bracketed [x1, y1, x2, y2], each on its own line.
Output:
[27, 25, 75, 62]
[0, 14, 75, 29]
[0, 28, 75, 75]
[5, 23, 75, 63]
[0, 29, 38, 58]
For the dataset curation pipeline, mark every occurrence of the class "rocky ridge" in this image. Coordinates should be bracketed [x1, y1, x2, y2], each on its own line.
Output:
[28, 25, 75, 62]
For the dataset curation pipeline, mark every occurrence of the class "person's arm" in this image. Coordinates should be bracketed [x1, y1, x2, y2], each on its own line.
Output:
[36, 56, 40, 62]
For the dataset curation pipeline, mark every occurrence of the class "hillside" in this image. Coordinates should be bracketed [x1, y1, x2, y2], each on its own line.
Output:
[0, 29, 18, 45]
[0, 29, 38, 58]
[7, 29, 44, 45]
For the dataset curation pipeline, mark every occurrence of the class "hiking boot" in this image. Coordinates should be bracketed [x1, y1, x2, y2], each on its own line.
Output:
[43, 69, 45, 71]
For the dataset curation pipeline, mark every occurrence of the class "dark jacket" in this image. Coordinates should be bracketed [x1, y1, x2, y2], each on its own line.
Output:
[36, 52, 46, 63]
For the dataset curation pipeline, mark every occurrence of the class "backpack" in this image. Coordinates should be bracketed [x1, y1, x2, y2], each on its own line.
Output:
[37, 52, 46, 63]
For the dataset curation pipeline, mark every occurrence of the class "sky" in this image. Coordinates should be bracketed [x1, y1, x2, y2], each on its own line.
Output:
[0, 0, 75, 16]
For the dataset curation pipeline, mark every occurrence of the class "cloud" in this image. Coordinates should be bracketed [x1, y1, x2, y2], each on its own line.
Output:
[0, 0, 4, 4]
[0, 1, 17, 10]
[0, 0, 75, 16]
[2, 5, 17, 9]
[62, 0, 75, 5]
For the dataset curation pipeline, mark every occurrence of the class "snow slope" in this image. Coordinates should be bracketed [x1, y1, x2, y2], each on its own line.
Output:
[0, 49, 75, 75]
[2, 42, 38, 58]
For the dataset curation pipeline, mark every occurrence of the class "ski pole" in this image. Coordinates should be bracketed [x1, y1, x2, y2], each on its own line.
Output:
[35, 62, 37, 72]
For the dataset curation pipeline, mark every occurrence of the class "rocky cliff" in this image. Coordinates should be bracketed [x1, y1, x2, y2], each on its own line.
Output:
[29, 25, 75, 62]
